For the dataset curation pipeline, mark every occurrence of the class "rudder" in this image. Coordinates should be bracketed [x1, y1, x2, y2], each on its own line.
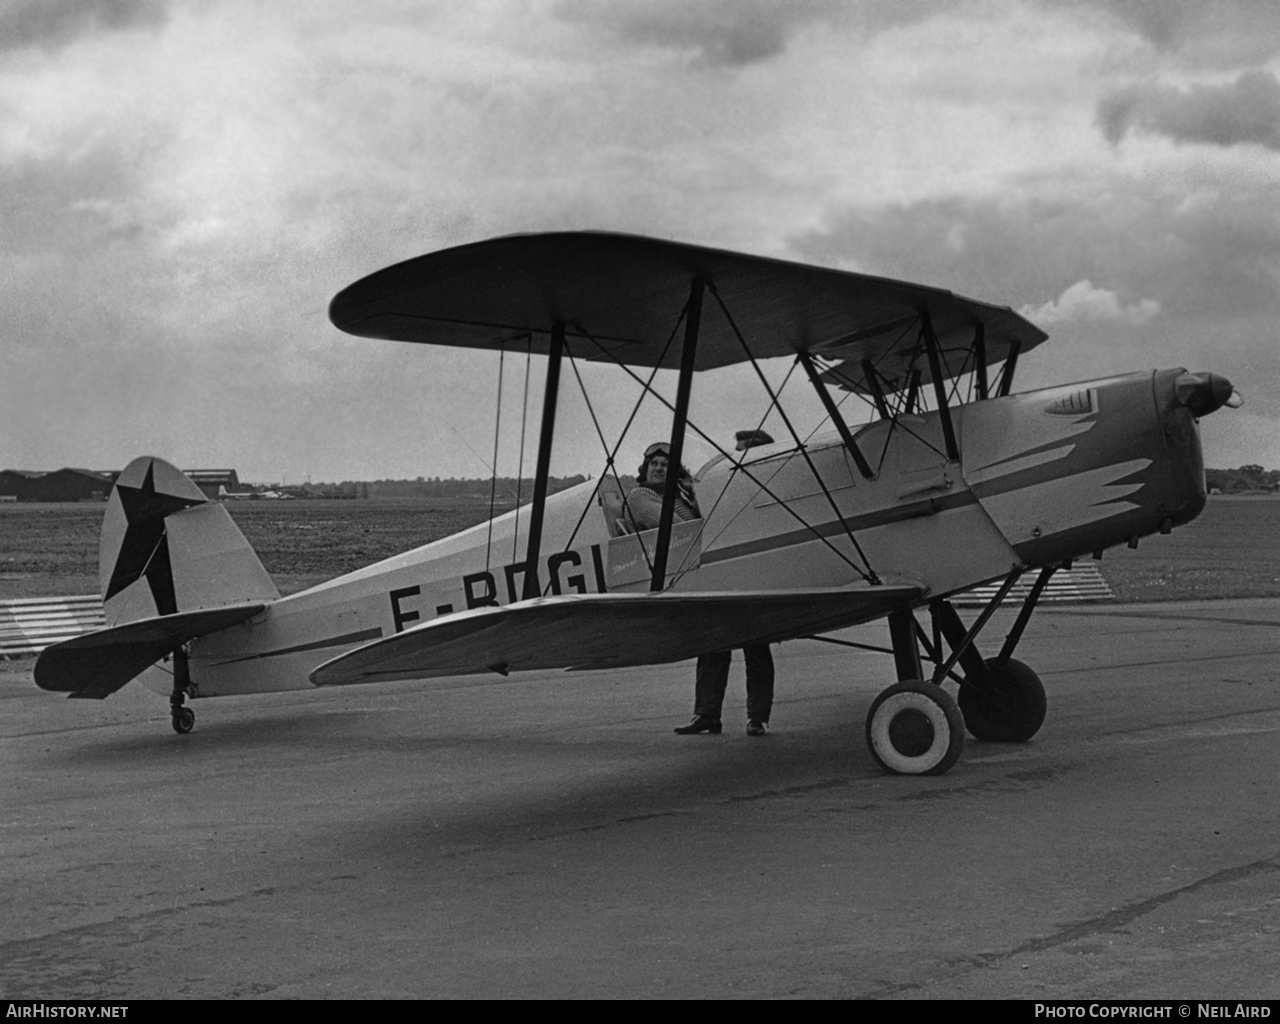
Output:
[36, 457, 277, 701]
[101, 457, 279, 627]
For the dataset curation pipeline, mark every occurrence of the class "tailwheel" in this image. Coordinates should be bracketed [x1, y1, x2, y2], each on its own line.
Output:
[865, 681, 965, 776]
[171, 706, 195, 734]
[958, 658, 1046, 742]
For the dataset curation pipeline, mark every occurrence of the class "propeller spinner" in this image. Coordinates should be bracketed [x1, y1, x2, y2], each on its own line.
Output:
[1174, 372, 1243, 417]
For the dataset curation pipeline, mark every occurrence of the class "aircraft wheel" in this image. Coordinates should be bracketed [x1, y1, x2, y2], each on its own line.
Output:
[865, 681, 964, 776]
[958, 658, 1046, 742]
[172, 707, 195, 734]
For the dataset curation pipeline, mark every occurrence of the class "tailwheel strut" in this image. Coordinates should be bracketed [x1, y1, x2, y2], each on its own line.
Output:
[170, 648, 195, 735]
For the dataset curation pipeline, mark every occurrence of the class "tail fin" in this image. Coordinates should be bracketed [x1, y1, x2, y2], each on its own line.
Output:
[101, 457, 279, 627]
[36, 457, 277, 699]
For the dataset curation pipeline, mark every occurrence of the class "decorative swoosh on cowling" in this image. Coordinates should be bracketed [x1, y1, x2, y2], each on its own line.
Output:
[965, 416, 1098, 481]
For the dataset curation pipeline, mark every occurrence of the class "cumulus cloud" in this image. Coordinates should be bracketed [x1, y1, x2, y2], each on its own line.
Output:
[1045, 0, 1280, 68]
[791, 184, 1280, 466]
[3, 0, 1277, 478]
[0, 0, 168, 53]
[793, 183, 1280, 328]
[1018, 280, 1160, 327]
[1098, 70, 1280, 149]
[553, 0, 950, 68]
[554, 0, 833, 66]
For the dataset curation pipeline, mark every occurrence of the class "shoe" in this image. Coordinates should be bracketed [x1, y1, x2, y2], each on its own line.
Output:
[746, 719, 769, 737]
[674, 715, 722, 735]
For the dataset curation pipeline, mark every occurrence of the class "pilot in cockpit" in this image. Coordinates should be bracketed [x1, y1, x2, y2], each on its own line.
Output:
[623, 442, 700, 533]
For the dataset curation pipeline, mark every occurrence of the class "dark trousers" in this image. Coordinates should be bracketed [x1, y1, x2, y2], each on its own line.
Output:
[694, 645, 774, 722]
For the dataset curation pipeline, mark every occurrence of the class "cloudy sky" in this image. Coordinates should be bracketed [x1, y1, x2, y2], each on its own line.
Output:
[2, 0, 1277, 484]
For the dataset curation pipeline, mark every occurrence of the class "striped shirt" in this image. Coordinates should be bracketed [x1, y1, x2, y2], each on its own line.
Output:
[623, 484, 700, 532]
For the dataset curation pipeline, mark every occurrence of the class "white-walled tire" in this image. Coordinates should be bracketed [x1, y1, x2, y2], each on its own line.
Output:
[865, 681, 965, 776]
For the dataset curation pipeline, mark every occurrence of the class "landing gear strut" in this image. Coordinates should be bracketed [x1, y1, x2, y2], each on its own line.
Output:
[863, 566, 1057, 774]
[863, 609, 966, 775]
[927, 566, 1054, 745]
[170, 648, 195, 734]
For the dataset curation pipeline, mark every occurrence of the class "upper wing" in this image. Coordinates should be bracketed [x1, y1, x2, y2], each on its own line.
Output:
[34, 602, 266, 699]
[309, 586, 922, 687]
[328, 232, 1045, 377]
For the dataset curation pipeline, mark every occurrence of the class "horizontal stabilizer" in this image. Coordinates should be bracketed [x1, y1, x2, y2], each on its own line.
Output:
[310, 586, 922, 687]
[34, 602, 266, 699]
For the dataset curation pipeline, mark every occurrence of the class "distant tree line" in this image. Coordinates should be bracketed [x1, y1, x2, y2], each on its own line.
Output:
[1205, 465, 1280, 493]
[272, 466, 1280, 500]
[300, 475, 590, 500]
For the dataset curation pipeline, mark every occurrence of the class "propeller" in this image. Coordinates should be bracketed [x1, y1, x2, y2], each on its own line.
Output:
[1174, 372, 1243, 417]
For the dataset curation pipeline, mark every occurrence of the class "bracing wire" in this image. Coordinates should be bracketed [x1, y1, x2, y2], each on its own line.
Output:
[557, 326, 679, 565]
[485, 343, 506, 574]
[512, 335, 532, 564]
[707, 282, 879, 585]
[662, 353, 807, 588]
[450, 427, 520, 502]
[558, 311, 686, 579]
[575, 325, 875, 587]
[808, 328, 950, 474]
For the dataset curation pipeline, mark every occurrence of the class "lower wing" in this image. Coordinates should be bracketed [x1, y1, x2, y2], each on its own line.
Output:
[310, 586, 922, 687]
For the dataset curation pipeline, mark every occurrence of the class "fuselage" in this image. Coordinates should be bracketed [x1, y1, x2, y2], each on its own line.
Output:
[180, 368, 1209, 698]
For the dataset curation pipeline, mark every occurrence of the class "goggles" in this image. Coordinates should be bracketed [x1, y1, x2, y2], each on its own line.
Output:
[643, 442, 671, 459]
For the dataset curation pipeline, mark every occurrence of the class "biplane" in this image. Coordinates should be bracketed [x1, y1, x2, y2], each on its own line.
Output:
[34, 232, 1241, 775]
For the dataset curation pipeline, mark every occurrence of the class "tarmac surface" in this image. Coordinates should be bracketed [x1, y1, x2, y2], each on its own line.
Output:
[2, 597, 1278, 1000]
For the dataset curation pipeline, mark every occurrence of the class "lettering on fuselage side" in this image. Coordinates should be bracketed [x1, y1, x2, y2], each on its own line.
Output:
[547, 550, 586, 595]
[503, 560, 536, 604]
[591, 544, 608, 592]
[390, 585, 422, 633]
[388, 543, 609, 632]
[463, 571, 499, 609]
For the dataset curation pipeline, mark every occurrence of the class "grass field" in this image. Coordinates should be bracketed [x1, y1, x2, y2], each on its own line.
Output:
[0, 497, 508, 598]
[2, 494, 1277, 603]
[1093, 495, 1280, 602]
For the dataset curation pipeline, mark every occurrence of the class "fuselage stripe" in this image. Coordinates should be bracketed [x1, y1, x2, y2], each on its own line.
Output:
[701, 490, 979, 566]
[212, 626, 385, 665]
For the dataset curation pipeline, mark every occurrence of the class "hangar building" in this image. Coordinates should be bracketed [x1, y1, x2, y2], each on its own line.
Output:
[185, 470, 241, 500]
[0, 470, 45, 502]
[0, 468, 241, 502]
[0, 468, 116, 502]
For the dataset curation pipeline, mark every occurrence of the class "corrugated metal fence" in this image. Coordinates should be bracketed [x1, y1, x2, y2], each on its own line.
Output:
[950, 563, 1114, 606]
[1, 565, 1113, 659]
[0, 596, 105, 659]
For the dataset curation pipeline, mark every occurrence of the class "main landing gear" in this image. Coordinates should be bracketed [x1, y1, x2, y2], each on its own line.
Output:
[865, 680, 965, 775]
[864, 567, 1056, 775]
[170, 648, 196, 735]
[957, 657, 1046, 743]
